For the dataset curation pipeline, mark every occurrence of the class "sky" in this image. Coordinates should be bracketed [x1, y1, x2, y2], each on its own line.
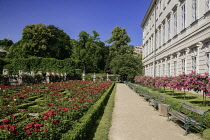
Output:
[0, 0, 151, 46]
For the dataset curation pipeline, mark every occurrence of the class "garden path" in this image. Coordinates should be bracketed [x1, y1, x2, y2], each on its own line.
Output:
[108, 83, 201, 140]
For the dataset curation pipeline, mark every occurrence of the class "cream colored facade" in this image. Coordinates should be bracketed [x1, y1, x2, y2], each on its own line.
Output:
[141, 0, 210, 77]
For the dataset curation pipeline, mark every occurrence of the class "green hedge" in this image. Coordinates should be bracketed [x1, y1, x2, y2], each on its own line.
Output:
[61, 82, 115, 140]
[2, 57, 80, 76]
[0, 58, 10, 74]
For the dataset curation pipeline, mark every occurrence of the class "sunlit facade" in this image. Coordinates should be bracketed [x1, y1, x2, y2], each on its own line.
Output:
[141, 0, 210, 76]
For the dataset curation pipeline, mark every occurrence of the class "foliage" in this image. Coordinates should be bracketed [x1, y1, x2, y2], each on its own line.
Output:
[71, 30, 106, 73]
[7, 23, 71, 59]
[105, 26, 131, 49]
[203, 129, 210, 140]
[0, 39, 13, 46]
[134, 71, 210, 105]
[0, 59, 7, 74]
[105, 26, 142, 80]
[61, 82, 115, 140]
[110, 53, 140, 81]
[0, 39, 13, 51]
[0, 81, 113, 139]
[3, 24, 143, 77]
[92, 83, 116, 140]
[3, 57, 77, 76]
[129, 83, 210, 129]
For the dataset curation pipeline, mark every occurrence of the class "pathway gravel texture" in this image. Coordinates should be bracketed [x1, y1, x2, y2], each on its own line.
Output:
[108, 83, 201, 140]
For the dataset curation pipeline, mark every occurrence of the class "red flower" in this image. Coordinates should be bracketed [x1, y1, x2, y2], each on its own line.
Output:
[43, 129, 47, 132]
[10, 115, 15, 118]
[22, 109, 28, 112]
[50, 120, 60, 124]
[7, 124, 17, 132]
[42, 116, 48, 120]
[2, 119, 9, 125]
[24, 125, 32, 130]
[29, 122, 35, 126]
[34, 128, 40, 132]
[25, 129, 32, 135]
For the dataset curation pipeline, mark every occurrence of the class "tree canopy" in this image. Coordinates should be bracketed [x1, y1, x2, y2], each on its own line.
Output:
[106, 26, 142, 80]
[106, 26, 131, 48]
[8, 23, 71, 59]
[2, 24, 143, 80]
[71, 30, 106, 73]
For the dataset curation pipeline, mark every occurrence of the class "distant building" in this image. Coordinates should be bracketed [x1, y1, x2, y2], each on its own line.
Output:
[134, 45, 143, 54]
[141, 0, 210, 77]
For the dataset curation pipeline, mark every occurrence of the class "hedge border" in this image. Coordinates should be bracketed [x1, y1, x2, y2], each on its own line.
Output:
[61, 82, 115, 140]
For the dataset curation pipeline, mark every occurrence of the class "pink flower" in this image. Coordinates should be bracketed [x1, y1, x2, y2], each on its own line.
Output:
[25, 129, 32, 135]
[42, 116, 48, 120]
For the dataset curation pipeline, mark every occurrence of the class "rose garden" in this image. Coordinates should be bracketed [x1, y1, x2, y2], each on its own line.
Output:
[0, 79, 114, 139]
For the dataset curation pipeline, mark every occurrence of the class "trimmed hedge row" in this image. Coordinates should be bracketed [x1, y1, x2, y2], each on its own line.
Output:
[61, 82, 115, 140]
[2, 57, 81, 76]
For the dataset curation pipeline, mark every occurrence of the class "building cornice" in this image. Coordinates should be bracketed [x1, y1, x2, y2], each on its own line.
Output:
[141, 0, 157, 28]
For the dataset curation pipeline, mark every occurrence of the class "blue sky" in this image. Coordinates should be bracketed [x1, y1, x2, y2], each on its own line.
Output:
[0, 0, 151, 46]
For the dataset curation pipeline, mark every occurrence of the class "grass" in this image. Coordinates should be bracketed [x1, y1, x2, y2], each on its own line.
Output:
[91, 83, 117, 140]
[133, 83, 210, 138]
[143, 86, 210, 110]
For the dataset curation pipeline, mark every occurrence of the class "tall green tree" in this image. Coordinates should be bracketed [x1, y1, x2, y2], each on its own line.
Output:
[106, 26, 142, 80]
[106, 26, 131, 49]
[7, 23, 71, 59]
[71, 30, 105, 73]
[0, 38, 13, 51]
[110, 53, 140, 81]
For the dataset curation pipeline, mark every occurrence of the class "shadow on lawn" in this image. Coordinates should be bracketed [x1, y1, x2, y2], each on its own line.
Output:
[168, 92, 186, 96]
[173, 96, 197, 100]
[190, 101, 210, 106]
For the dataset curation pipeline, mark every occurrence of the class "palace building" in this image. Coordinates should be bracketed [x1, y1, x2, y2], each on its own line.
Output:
[141, 0, 210, 76]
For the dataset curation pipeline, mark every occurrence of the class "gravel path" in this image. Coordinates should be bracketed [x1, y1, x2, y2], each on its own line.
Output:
[108, 83, 201, 140]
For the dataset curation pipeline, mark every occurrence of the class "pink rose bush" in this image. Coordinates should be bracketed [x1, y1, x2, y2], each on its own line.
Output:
[134, 71, 210, 97]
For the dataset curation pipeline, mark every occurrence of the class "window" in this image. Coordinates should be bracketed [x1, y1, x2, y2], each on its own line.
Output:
[192, 56, 197, 73]
[168, 19, 171, 40]
[206, 0, 210, 11]
[163, 64, 165, 76]
[174, 61, 177, 76]
[160, 0, 162, 12]
[155, 66, 157, 76]
[158, 65, 161, 76]
[163, 25, 165, 44]
[174, 12, 177, 35]
[168, 63, 170, 76]
[151, 36, 153, 52]
[159, 28, 161, 47]
[181, 59, 186, 73]
[163, 0, 166, 8]
[156, 32, 158, 49]
[207, 52, 210, 73]
[151, 66, 153, 76]
[192, 0, 197, 21]
[156, 6, 159, 18]
[181, 4, 186, 29]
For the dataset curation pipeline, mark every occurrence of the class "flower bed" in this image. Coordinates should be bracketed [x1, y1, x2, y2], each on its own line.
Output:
[0, 80, 113, 139]
[135, 72, 210, 105]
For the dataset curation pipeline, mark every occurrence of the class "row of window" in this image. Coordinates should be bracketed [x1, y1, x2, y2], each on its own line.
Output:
[146, 52, 210, 76]
[144, 0, 210, 38]
[143, 0, 210, 58]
